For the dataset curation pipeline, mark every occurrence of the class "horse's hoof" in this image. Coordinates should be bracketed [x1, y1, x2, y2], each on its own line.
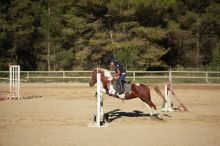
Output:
[150, 115, 156, 120]
[150, 115, 163, 120]
[156, 114, 163, 120]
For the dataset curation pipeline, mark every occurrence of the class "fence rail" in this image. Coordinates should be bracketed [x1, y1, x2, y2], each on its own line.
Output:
[0, 70, 220, 84]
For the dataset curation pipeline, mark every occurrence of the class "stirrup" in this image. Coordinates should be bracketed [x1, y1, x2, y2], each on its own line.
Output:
[119, 90, 124, 94]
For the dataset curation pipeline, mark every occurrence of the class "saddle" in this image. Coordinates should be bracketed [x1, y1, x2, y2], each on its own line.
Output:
[123, 80, 131, 84]
[113, 80, 132, 94]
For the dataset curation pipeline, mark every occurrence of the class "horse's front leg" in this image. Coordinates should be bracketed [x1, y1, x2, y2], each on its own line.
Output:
[101, 88, 112, 96]
[101, 88, 107, 94]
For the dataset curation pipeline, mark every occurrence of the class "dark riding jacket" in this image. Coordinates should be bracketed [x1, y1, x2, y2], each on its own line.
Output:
[114, 63, 126, 85]
[114, 63, 125, 75]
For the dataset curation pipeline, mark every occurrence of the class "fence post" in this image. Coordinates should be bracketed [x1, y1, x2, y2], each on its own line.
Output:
[63, 71, 65, 78]
[169, 68, 172, 84]
[169, 68, 173, 104]
[133, 71, 135, 82]
[26, 72, 29, 79]
[205, 72, 208, 83]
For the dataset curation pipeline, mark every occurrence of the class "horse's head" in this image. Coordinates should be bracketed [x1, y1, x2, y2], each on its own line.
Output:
[89, 68, 112, 87]
[89, 68, 98, 87]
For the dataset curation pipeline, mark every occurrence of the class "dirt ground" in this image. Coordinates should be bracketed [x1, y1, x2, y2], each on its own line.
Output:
[0, 83, 220, 146]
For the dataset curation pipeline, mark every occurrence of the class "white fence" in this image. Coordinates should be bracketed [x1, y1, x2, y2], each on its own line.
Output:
[0, 70, 220, 83]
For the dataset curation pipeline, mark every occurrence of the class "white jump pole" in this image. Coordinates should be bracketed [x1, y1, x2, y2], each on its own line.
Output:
[161, 69, 173, 112]
[88, 68, 107, 127]
[168, 68, 173, 112]
[17, 65, 20, 99]
[167, 69, 173, 111]
[9, 66, 12, 95]
[162, 84, 173, 112]
[96, 68, 106, 127]
[8, 65, 20, 100]
[164, 84, 168, 110]
[96, 72, 101, 126]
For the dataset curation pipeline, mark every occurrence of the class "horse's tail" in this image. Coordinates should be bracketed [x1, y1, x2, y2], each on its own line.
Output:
[154, 85, 167, 103]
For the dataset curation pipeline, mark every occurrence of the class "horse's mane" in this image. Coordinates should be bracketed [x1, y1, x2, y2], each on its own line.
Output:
[94, 67, 112, 78]
[103, 69, 112, 78]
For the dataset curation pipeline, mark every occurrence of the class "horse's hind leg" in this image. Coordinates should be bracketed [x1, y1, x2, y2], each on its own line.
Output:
[143, 102, 157, 120]
[140, 98, 153, 116]
[144, 100, 158, 115]
[144, 102, 153, 116]
[149, 101, 164, 120]
[150, 101, 158, 115]
[143, 99, 163, 120]
[140, 85, 158, 115]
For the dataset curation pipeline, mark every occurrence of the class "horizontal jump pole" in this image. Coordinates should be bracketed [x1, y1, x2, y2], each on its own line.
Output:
[0, 77, 28, 82]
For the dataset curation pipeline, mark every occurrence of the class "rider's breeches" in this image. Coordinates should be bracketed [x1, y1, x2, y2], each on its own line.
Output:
[118, 72, 126, 86]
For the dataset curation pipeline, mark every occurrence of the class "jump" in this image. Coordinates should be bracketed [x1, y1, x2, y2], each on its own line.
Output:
[89, 67, 166, 119]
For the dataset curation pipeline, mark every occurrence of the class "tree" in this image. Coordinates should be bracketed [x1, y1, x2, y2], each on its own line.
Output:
[0, 0, 219, 71]
[7, 0, 39, 70]
[209, 44, 220, 71]
[37, 0, 64, 70]
[165, 0, 219, 68]
[0, 0, 11, 70]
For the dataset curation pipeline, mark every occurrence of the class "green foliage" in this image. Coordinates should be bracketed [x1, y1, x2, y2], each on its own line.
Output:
[0, 0, 219, 71]
[115, 46, 139, 70]
[208, 45, 220, 71]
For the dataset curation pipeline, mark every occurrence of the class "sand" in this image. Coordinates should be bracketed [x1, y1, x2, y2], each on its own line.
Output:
[0, 83, 220, 146]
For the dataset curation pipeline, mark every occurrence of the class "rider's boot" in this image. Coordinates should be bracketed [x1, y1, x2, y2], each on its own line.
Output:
[114, 89, 119, 96]
[114, 87, 120, 96]
[118, 82, 124, 94]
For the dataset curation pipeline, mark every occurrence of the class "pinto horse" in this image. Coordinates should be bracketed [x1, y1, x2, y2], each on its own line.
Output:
[89, 68, 166, 119]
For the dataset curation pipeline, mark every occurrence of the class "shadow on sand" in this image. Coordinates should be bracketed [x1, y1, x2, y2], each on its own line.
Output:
[105, 109, 172, 123]
[105, 109, 151, 123]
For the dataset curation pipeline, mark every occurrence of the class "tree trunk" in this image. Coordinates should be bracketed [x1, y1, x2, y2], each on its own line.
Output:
[195, 33, 200, 67]
[195, 19, 200, 67]
[109, 30, 114, 43]
[178, 39, 182, 64]
[47, 1, 51, 71]
[53, 47, 56, 70]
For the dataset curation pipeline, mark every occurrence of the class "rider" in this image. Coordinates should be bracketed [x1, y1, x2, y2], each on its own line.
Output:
[110, 58, 126, 95]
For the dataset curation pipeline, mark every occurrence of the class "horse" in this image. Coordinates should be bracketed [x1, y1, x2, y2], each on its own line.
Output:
[89, 68, 166, 119]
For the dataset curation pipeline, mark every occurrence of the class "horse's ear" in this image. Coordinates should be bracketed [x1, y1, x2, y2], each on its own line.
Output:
[93, 68, 102, 74]
[92, 68, 96, 73]
[92, 68, 98, 75]
[96, 68, 99, 73]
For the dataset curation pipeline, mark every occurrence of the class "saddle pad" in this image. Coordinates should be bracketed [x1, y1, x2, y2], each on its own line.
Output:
[112, 82, 131, 93]
[124, 83, 131, 93]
